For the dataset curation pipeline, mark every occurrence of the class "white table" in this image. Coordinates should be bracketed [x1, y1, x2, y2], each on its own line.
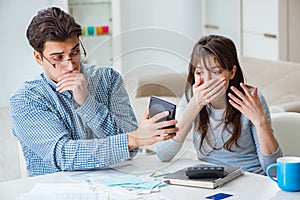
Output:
[1, 154, 299, 200]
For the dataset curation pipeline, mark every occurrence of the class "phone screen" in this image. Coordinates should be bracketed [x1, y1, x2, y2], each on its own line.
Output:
[149, 96, 176, 129]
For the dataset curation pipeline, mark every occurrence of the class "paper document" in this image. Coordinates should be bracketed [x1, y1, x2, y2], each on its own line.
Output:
[17, 193, 106, 200]
[17, 183, 108, 200]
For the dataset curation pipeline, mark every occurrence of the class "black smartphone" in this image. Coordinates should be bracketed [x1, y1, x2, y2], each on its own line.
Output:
[149, 96, 176, 130]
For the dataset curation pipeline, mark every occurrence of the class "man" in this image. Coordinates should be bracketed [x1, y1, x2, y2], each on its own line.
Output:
[10, 7, 177, 176]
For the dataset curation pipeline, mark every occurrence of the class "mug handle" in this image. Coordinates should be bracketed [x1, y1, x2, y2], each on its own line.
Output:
[266, 163, 277, 183]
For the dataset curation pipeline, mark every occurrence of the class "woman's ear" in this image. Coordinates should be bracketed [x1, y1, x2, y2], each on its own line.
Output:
[33, 50, 43, 66]
[230, 65, 237, 80]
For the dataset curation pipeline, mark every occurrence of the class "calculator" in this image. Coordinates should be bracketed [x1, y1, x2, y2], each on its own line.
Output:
[185, 164, 224, 179]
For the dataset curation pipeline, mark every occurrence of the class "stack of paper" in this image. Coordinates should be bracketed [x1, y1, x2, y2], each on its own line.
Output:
[69, 169, 167, 193]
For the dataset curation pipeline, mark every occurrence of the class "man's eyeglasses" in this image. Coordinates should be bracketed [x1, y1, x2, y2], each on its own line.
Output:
[40, 39, 86, 69]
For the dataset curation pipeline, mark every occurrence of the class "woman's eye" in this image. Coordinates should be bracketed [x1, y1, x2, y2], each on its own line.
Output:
[195, 71, 203, 76]
[213, 71, 221, 75]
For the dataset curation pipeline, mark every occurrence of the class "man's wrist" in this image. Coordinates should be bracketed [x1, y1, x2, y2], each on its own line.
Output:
[127, 131, 138, 151]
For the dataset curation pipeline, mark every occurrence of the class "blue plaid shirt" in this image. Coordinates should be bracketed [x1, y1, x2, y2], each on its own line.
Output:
[10, 64, 138, 176]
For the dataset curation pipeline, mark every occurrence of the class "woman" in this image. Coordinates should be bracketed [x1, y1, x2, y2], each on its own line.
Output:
[156, 35, 282, 174]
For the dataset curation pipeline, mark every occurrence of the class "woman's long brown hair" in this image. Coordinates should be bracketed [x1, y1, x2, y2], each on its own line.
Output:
[185, 35, 245, 153]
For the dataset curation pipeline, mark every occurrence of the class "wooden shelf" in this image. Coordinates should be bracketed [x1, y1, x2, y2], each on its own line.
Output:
[69, 0, 110, 6]
[81, 34, 112, 38]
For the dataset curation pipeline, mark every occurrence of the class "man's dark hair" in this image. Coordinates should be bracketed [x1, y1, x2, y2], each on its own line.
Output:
[26, 7, 82, 53]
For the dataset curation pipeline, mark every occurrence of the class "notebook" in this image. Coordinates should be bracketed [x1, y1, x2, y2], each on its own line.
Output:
[164, 165, 244, 189]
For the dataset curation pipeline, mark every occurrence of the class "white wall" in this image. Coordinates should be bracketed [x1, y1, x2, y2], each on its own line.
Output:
[120, 0, 202, 80]
[288, 0, 300, 62]
[0, 0, 52, 108]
